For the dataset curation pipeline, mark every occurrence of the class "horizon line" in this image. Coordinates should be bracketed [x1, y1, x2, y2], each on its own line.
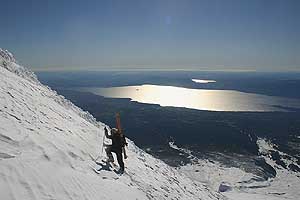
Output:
[31, 67, 300, 73]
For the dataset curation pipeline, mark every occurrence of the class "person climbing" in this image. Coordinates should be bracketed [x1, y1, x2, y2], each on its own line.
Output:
[104, 127, 127, 172]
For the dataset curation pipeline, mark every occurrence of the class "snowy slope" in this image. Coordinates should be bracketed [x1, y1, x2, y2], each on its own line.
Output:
[0, 49, 225, 200]
[171, 140, 300, 200]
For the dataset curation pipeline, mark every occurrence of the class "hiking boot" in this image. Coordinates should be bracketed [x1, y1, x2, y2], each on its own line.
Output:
[103, 157, 114, 163]
[117, 168, 125, 174]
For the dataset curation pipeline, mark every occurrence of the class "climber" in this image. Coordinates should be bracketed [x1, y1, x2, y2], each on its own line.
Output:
[104, 127, 127, 172]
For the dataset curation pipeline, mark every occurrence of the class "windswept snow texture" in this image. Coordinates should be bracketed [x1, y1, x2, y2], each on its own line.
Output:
[0, 49, 225, 200]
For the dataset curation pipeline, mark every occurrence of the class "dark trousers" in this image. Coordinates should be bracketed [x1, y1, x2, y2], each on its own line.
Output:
[105, 145, 124, 170]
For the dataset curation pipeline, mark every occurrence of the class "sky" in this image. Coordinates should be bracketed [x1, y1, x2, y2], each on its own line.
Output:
[0, 0, 299, 71]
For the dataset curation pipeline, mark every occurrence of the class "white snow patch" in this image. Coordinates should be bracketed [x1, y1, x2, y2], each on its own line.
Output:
[256, 137, 278, 155]
[192, 79, 216, 84]
[169, 141, 194, 159]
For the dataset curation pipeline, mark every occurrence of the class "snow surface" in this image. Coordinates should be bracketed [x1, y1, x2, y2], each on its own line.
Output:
[0, 49, 225, 200]
[170, 140, 300, 200]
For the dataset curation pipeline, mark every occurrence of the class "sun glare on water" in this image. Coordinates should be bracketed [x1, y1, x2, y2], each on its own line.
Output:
[77, 85, 300, 112]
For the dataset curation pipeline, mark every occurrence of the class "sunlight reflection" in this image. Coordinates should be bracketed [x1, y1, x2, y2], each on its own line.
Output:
[78, 85, 300, 112]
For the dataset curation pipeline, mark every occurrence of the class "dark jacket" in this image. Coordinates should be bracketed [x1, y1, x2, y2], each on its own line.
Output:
[105, 129, 126, 150]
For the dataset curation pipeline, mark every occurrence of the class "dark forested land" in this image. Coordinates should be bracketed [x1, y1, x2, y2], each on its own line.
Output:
[56, 89, 300, 156]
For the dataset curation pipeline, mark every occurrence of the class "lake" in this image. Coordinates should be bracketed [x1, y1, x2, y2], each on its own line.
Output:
[74, 84, 300, 112]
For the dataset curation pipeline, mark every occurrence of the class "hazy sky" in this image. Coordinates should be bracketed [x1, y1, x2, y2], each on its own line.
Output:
[1, 0, 299, 71]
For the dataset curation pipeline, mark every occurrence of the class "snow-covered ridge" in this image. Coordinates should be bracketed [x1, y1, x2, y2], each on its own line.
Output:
[0, 49, 224, 200]
[0, 48, 37, 83]
[0, 49, 103, 129]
